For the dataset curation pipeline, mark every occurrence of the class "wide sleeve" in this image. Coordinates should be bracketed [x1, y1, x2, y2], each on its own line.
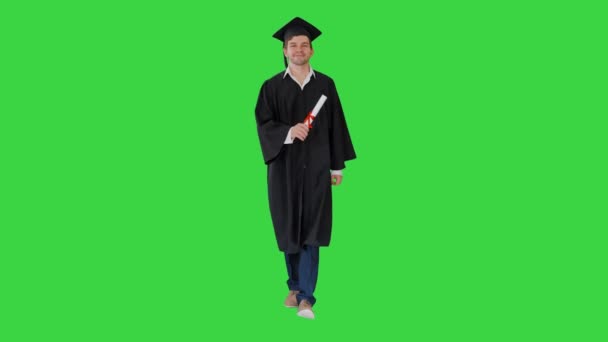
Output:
[255, 81, 291, 164]
[328, 78, 356, 170]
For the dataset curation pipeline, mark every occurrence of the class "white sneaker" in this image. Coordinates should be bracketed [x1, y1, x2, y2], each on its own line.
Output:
[297, 300, 315, 319]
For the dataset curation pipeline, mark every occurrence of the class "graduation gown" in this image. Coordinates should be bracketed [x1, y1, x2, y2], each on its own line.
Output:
[255, 70, 356, 253]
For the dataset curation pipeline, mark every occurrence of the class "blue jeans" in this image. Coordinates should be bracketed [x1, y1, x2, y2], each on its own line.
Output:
[285, 245, 319, 306]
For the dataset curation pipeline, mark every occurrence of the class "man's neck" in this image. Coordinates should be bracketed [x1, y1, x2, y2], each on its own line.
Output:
[289, 64, 310, 78]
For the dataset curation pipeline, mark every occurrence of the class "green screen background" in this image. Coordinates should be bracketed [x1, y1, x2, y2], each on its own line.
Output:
[1, 1, 605, 341]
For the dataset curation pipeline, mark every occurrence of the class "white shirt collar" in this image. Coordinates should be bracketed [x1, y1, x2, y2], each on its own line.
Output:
[283, 65, 316, 90]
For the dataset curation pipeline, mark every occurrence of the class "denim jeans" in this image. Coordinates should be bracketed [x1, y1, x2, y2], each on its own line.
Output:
[285, 245, 320, 306]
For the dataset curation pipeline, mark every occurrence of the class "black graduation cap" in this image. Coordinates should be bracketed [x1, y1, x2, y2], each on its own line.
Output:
[272, 17, 322, 67]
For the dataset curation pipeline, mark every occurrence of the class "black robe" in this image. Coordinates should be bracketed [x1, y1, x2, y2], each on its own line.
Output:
[255, 70, 356, 253]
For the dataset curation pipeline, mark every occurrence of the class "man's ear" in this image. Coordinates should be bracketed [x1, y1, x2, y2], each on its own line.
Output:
[283, 47, 288, 57]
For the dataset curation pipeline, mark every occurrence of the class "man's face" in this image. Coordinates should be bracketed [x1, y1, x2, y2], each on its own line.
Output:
[283, 35, 314, 66]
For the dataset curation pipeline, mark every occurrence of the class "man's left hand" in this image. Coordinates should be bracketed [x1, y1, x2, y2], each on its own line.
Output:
[331, 175, 343, 186]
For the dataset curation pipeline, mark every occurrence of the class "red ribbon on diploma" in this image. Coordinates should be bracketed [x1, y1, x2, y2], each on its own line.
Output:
[304, 112, 315, 129]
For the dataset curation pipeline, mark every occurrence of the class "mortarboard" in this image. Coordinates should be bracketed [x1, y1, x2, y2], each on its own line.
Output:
[272, 17, 322, 67]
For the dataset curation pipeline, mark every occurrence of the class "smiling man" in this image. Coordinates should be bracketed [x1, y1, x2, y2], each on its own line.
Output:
[254, 17, 356, 319]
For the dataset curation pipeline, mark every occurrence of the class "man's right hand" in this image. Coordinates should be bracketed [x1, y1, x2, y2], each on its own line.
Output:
[290, 123, 309, 142]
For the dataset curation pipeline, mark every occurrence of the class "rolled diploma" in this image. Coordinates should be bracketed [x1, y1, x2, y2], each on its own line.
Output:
[304, 95, 327, 128]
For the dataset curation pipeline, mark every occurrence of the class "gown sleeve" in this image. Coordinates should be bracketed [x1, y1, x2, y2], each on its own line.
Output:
[328, 78, 356, 170]
[255, 80, 291, 164]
